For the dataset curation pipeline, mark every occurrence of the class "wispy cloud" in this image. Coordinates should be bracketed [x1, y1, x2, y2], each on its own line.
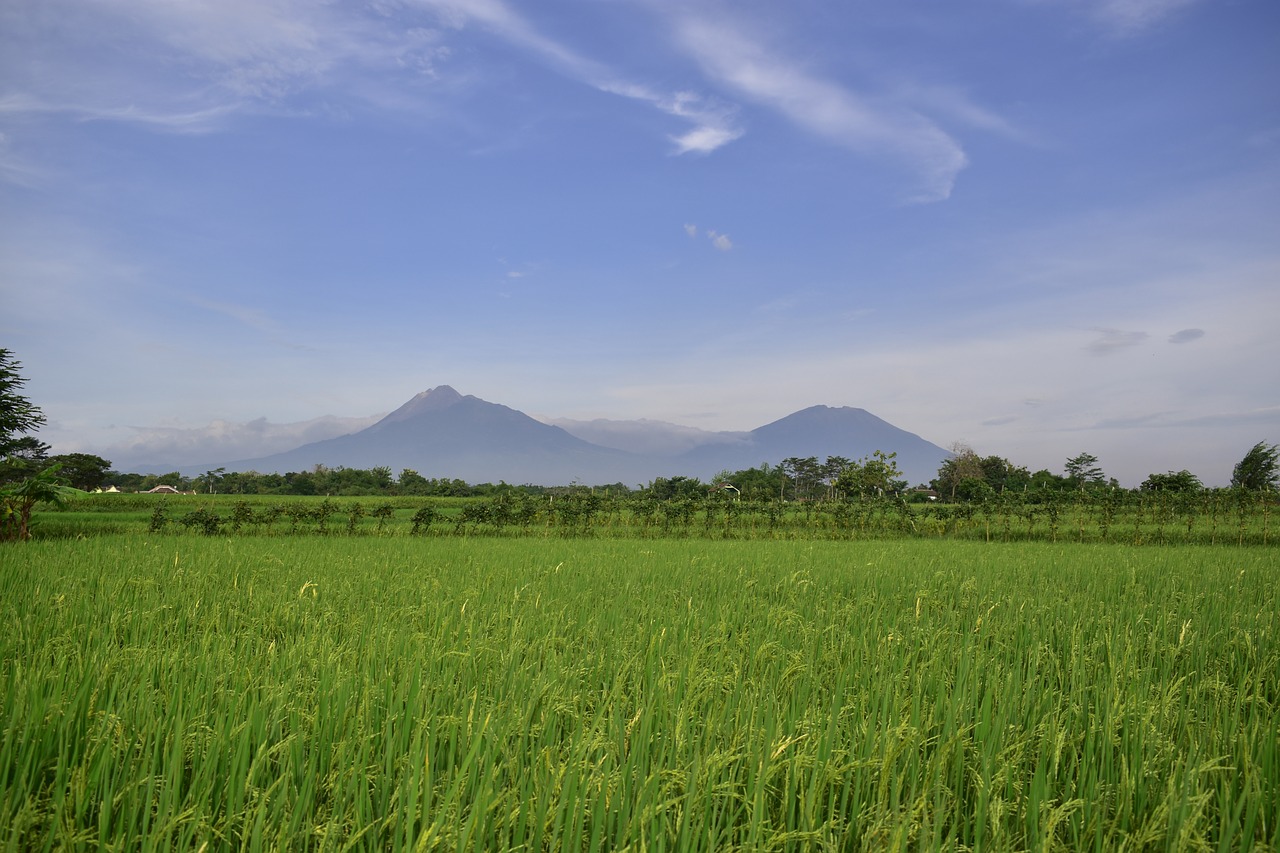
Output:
[1091, 0, 1201, 34]
[414, 0, 742, 153]
[97, 413, 386, 470]
[2, 0, 737, 154]
[1017, 0, 1202, 36]
[0, 93, 238, 135]
[707, 230, 733, 251]
[1087, 406, 1280, 430]
[1168, 328, 1204, 344]
[684, 223, 733, 250]
[0, 0, 445, 134]
[664, 12, 969, 202]
[1088, 328, 1149, 354]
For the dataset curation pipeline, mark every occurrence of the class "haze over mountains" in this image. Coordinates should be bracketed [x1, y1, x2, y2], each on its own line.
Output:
[151, 386, 951, 487]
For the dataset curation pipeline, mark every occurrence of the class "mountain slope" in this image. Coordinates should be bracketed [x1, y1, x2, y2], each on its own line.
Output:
[225, 386, 643, 484]
[677, 405, 949, 486]
[209, 389, 949, 486]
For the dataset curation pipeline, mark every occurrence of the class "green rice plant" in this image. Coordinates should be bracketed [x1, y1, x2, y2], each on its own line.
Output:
[1, 538, 1276, 850]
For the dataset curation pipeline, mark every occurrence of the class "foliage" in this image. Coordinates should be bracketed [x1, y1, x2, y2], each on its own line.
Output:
[932, 445, 1033, 499]
[1064, 452, 1106, 488]
[1, 464, 77, 541]
[1231, 441, 1279, 491]
[646, 475, 705, 501]
[26, 485, 1280, 546]
[835, 450, 907, 497]
[1141, 469, 1203, 492]
[0, 349, 46, 459]
[45, 453, 113, 491]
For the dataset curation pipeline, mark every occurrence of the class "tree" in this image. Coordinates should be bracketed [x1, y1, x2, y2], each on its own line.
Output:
[978, 456, 1031, 493]
[836, 450, 906, 497]
[203, 467, 227, 494]
[647, 475, 705, 501]
[1140, 470, 1203, 492]
[0, 349, 46, 459]
[821, 456, 852, 499]
[779, 456, 822, 500]
[47, 453, 113, 491]
[2, 464, 76, 541]
[1064, 453, 1106, 489]
[1231, 441, 1279, 491]
[0, 436, 51, 485]
[932, 443, 985, 500]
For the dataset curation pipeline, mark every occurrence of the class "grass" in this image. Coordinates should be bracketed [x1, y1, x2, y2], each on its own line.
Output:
[1, 537, 1276, 850]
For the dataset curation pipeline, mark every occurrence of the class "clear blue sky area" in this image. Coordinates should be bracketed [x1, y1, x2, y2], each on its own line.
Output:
[2, 0, 1278, 485]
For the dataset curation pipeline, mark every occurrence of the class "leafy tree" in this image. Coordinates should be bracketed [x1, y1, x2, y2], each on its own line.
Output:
[821, 456, 852, 499]
[1140, 470, 1203, 492]
[370, 466, 394, 491]
[1029, 469, 1068, 491]
[955, 476, 995, 502]
[978, 456, 1031, 493]
[836, 450, 906, 497]
[2, 464, 76, 541]
[779, 456, 822, 500]
[43, 453, 112, 491]
[0, 437, 51, 485]
[203, 467, 227, 494]
[1064, 453, 1106, 489]
[647, 475, 704, 501]
[713, 463, 783, 500]
[932, 443, 985, 501]
[0, 349, 46, 458]
[1231, 441, 1279, 491]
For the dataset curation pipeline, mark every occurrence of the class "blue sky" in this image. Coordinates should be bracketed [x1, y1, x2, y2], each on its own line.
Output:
[2, 0, 1278, 485]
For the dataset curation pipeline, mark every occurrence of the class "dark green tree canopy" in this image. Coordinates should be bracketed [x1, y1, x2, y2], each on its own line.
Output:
[1231, 442, 1279, 491]
[932, 445, 1030, 501]
[1064, 453, 1106, 488]
[1140, 470, 1203, 492]
[48, 453, 113, 491]
[0, 349, 46, 459]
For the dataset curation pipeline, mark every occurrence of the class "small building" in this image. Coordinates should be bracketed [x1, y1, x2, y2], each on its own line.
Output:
[145, 485, 183, 494]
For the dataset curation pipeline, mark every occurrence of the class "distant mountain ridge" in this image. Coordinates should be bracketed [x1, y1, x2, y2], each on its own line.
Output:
[194, 386, 951, 486]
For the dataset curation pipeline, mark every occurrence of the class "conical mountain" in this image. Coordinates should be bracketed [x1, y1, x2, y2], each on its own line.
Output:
[677, 405, 948, 486]
[226, 386, 641, 484]
[214, 389, 948, 486]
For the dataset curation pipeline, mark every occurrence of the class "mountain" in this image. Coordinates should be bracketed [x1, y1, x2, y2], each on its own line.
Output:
[223, 386, 644, 485]
[676, 405, 949, 487]
[545, 417, 750, 456]
[202, 388, 949, 486]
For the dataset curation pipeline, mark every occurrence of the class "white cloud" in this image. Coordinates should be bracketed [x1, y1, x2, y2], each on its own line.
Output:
[0, 0, 447, 135]
[1016, 0, 1202, 35]
[410, 0, 742, 153]
[707, 230, 733, 251]
[1091, 0, 1200, 34]
[666, 13, 968, 202]
[1088, 328, 1149, 355]
[683, 223, 698, 238]
[1168, 328, 1204, 344]
[91, 414, 386, 470]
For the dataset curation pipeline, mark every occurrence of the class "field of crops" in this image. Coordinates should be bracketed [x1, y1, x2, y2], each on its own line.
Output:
[30, 489, 1280, 545]
[2, 535, 1276, 850]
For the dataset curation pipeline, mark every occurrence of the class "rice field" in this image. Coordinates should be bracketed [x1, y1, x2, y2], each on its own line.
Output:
[1, 536, 1276, 850]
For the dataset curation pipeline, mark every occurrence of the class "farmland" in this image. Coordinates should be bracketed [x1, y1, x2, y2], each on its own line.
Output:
[2, 532, 1276, 850]
[25, 488, 1280, 545]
